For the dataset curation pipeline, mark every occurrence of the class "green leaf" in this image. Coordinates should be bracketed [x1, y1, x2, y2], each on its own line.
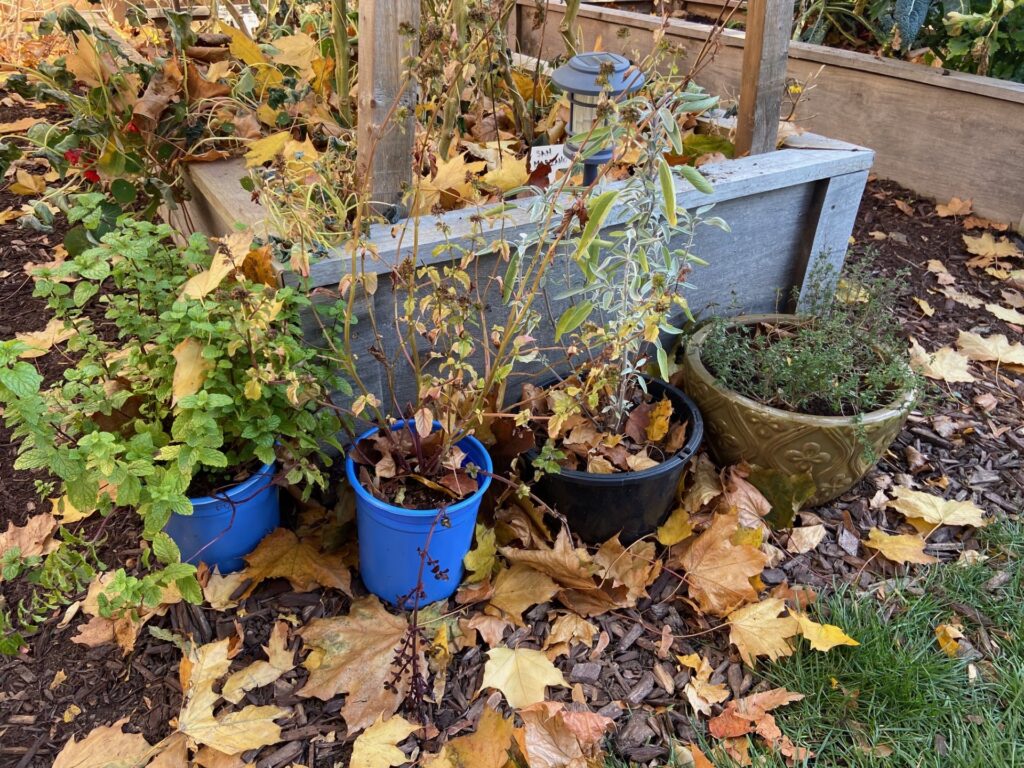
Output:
[110, 179, 137, 205]
[679, 165, 714, 195]
[656, 346, 671, 381]
[151, 531, 181, 564]
[73, 281, 98, 307]
[747, 467, 817, 529]
[658, 157, 677, 227]
[683, 134, 735, 160]
[0, 362, 43, 398]
[176, 574, 203, 604]
[554, 300, 594, 341]
[502, 251, 520, 303]
[575, 190, 618, 260]
[63, 225, 91, 257]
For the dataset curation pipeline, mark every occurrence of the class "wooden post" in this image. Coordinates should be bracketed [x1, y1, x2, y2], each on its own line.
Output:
[357, 0, 420, 214]
[735, 0, 791, 156]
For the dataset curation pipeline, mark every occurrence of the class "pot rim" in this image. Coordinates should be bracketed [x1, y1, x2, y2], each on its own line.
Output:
[523, 374, 704, 482]
[685, 313, 916, 426]
[188, 461, 276, 509]
[345, 419, 493, 517]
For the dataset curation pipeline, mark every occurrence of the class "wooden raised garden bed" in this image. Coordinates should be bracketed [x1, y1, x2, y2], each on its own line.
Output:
[513, 0, 1024, 230]
[184, 128, 873, 405]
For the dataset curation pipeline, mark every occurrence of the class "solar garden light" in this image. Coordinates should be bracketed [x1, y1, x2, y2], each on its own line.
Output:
[550, 52, 645, 186]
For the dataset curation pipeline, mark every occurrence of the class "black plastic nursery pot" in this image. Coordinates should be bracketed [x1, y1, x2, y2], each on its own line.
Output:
[524, 376, 704, 544]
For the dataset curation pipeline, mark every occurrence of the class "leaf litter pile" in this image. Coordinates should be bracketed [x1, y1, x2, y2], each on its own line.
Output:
[1, 180, 1022, 767]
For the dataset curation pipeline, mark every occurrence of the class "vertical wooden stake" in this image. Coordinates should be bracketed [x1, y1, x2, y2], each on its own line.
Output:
[357, 0, 420, 213]
[735, 0, 792, 156]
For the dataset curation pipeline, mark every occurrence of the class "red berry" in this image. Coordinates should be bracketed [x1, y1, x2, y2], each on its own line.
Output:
[84, 169, 100, 183]
[63, 149, 82, 164]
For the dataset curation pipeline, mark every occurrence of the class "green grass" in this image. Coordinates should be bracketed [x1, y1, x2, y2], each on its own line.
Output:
[608, 518, 1024, 768]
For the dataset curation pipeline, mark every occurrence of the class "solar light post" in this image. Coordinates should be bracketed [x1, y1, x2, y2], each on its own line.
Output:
[550, 52, 645, 186]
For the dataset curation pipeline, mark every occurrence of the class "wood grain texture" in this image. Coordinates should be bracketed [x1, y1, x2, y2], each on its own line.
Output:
[513, 0, 1024, 227]
[356, 0, 419, 211]
[735, 0, 791, 155]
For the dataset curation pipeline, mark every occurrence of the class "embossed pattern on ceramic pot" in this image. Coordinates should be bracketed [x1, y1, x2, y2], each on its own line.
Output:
[680, 314, 914, 506]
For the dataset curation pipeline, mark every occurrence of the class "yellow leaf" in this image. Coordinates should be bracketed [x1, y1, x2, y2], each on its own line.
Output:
[51, 494, 97, 524]
[794, 613, 859, 652]
[488, 562, 558, 625]
[656, 507, 693, 546]
[221, 622, 294, 704]
[480, 647, 568, 708]
[887, 487, 987, 529]
[171, 338, 211, 406]
[544, 613, 598, 651]
[646, 397, 673, 442]
[408, 152, 486, 216]
[963, 232, 1021, 260]
[422, 706, 516, 768]
[480, 155, 529, 193]
[243, 378, 262, 400]
[675, 512, 768, 617]
[864, 528, 938, 565]
[52, 718, 153, 768]
[177, 638, 290, 754]
[681, 655, 730, 715]
[727, 598, 799, 666]
[244, 130, 291, 167]
[680, 454, 722, 514]
[351, 715, 418, 768]
[935, 623, 963, 658]
[986, 303, 1024, 325]
[239, 528, 351, 597]
[9, 168, 45, 196]
[16, 317, 76, 357]
[178, 250, 235, 300]
[957, 330, 1024, 366]
[269, 32, 318, 74]
[908, 338, 975, 383]
[463, 523, 497, 583]
[913, 297, 935, 317]
[218, 22, 283, 90]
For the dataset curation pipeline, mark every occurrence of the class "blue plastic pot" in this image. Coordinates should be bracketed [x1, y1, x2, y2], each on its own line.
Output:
[346, 421, 492, 607]
[164, 462, 280, 573]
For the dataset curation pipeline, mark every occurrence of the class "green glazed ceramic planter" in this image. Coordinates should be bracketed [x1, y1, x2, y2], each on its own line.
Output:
[680, 314, 914, 506]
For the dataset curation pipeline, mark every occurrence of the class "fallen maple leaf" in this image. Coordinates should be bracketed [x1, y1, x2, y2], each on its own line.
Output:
[51, 718, 154, 768]
[480, 647, 568, 708]
[239, 528, 351, 597]
[864, 528, 938, 564]
[728, 598, 799, 666]
[0, 116, 42, 133]
[350, 714, 418, 768]
[657, 507, 693, 546]
[516, 701, 613, 768]
[16, 317, 76, 358]
[887, 487, 987, 530]
[935, 622, 964, 658]
[222, 622, 294, 703]
[986, 303, 1024, 325]
[409, 152, 486, 215]
[544, 613, 598, 657]
[678, 654, 730, 715]
[593, 536, 660, 605]
[676, 512, 768, 617]
[794, 613, 859, 652]
[480, 155, 530, 192]
[936, 197, 972, 217]
[680, 454, 723, 514]
[908, 338, 975, 383]
[177, 637, 290, 754]
[244, 130, 291, 167]
[269, 32, 319, 73]
[298, 596, 418, 733]
[708, 687, 804, 740]
[488, 562, 559, 625]
[0, 512, 59, 562]
[963, 232, 1021, 260]
[463, 522, 497, 583]
[171, 337, 212, 405]
[786, 525, 826, 554]
[179, 250, 235, 301]
[423, 706, 517, 768]
[957, 330, 1024, 366]
[721, 464, 772, 528]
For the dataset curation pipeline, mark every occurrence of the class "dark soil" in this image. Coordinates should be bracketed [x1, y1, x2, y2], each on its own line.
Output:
[1, 176, 1022, 766]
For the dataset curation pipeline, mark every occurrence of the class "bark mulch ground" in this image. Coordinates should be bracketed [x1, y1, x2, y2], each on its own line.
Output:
[0, 178, 1021, 766]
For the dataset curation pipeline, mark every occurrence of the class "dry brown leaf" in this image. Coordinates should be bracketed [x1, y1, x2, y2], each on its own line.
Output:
[864, 528, 938, 564]
[544, 613, 598, 652]
[893, 199, 914, 216]
[179, 250, 235, 301]
[51, 718, 153, 768]
[986, 303, 1024, 325]
[675, 512, 768, 617]
[708, 687, 804, 741]
[679, 654, 730, 715]
[887, 486, 987, 529]
[202, 567, 248, 610]
[487, 562, 559, 625]
[16, 317, 76, 358]
[721, 465, 772, 528]
[786, 525, 827, 554]
[593, 536, 660, 605]
[350, 714, 418, 768]
[936, 197, 972, 217]
[0, 116, 42, 134]
[963, 232, 1021, 260]
[499, 529, 599, 592]
[516, 701, 612, 768]
[422, 706, 517, 768]
[963, 215, 1008, 231]
[298, 596, 419, 733]
[0, 512, 59, 560]
[133, 59, 183, 132]
[73, 574, 183, 653]
[239, 528, 351, 598]
[727, 598, 800, 666]
[409, 152, 486, 216]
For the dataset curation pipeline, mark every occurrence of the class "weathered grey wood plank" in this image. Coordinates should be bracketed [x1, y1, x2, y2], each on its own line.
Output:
[735, 0, 791, 155]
